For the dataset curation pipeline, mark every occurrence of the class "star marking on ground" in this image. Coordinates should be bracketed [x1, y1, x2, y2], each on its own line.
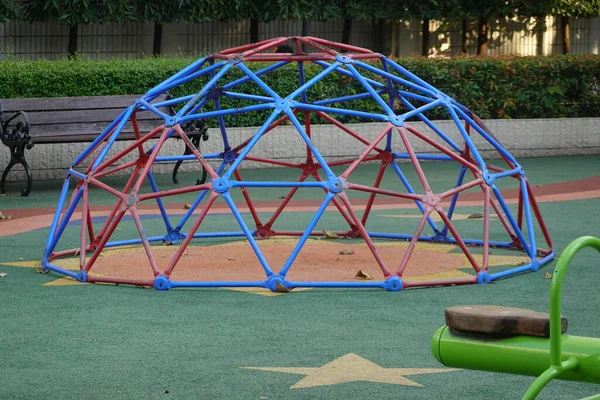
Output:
[242, 353, 459, 389]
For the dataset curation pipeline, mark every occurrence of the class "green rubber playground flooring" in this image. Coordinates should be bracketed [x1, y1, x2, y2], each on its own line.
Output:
[1, 155, 600, 399]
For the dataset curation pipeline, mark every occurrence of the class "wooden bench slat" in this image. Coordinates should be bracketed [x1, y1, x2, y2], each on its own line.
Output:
[25, 109, 167, 125]
[1, 94, 169, 113]
[445, 305, 568, 338]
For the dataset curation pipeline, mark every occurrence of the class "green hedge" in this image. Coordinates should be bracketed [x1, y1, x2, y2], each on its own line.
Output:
[1, 55, 598, 127]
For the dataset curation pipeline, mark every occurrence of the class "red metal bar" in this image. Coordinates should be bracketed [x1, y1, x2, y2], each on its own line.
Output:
[436, 207, 482, 273]
[89, 177, 127, 200]
[79, 184, 89, 269]
[94, 159, 138, 179]
[316, 111, 385, 154]
[85, 207, 127, 272]
[265, 171, 309, 228]
[296, 37, 340, 56]
[338, 192, 392, 278]
[340, 124, 393, 180]
[310, 171, 355, 228]
[172, 124, 221, 181]
[243, 156, 302, 168]
[129, 205, 161, 277]
[404, 124, 480, 172]
[396, 207, 434, 276]
[439, 178, 483, 200]
[517, 181, 524, 230]
[305, 36, 377, 54]
[138, 182, 212, 202]
[94, 125, 164, 175]
[219, 37, 284, 55]
[232, 111, 297, 153]
[130, 111, 145, 158]
[243, 37, 290, 57]
[361, 161, 388, 226]
[304, 111, 314, 163]
[233, 169, 263, 228]
[346, 182, 422, 201]
[398, 126, 433, 193]
[164, 192, 219, 277]
[327, 155, 381, 167]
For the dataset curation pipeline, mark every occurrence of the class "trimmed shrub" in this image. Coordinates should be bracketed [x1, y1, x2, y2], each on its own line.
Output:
[1, 55, 598, 126]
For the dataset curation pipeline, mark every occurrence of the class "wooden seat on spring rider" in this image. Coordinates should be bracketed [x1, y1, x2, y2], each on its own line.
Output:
[432, 236, 600, 400]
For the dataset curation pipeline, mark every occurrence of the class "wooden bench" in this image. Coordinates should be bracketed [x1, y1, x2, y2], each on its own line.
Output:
[0, 94, 208, 196]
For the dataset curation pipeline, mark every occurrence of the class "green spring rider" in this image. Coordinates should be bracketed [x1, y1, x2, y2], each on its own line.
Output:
[432, 236, 600, 399]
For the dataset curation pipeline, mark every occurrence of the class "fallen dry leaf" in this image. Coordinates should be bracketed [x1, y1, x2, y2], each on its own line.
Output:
[355, 270, 373, 280]
[544, 272, 552, 279]
[17, 257, 23, 261]
[0, 193, 6, 197]
[468, 213, 484, 219]
[275, 282, 289, 293]
[277, 195, 286, 199]
[116, 227, 123, 231]
[183, 203, 192, 210]
[322, 229, 339, 239]
[0, 212, 6, 220]
[6, 214, 11, 220]
[0, 273, 7, 278]
[36, 268, 49, 274]
[339, 249, 354, 255]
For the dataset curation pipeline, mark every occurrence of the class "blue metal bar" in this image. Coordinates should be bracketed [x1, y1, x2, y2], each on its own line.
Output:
[223, 91, 274, 103]
[397, 90, 436, 104]
[453, 106, 520, 166]
[400, 98, 443, 120]
[178, 63, 234, 116]
[489, 252, 553, 280]
[68, 168, 87, 181]
[392, 153, 453, 161]
[44, 178, 72, 258]
[137, 99, 170, 120]
[353, 60, 438, 98]
[314, 60, 386, 89]
[212, 97, 231, 151]
[381, 61, 396, 151]
[293, 102, 389, 122]
[104, 235, 165, 248]
[286, 110, 337, 180]
[442, 166, 468, 237]
[91, 106, 135, 170]
[313, 91, 383, 106]
[396, 95, 462, 152]
[181, 103, 274, 123]
[147, 171, 173, 232]
[446, 104, 487, 171]
[236, 63, 280, 99]
[298, 61, 308, 103]
[222, 61, 289, 90]
[72, 110, 126, 166]
[152, 94, 196, 110]
[491, 184, 533, 257]
[346, 64, 395, 115]
[492, 167, 521, 181]
[42, 262, 81, 280]
[176, 161, 227, 231]
[46, 187, 84, 255]
[222, 191, 274, 277]
[279, 192, 335, 277]
[441, 237, 514, 248]
[222, 110, 281, 180]
[170, 281, 268, 288]
[288, 281, 387, 289]
[389, 161, 441, 234]
[383, 57, 442, 95]
[146, 57, 208, 95]
[520, 176, 537, 257]
[185, 97, 210, 118]
[230, 181, 328, 189]
[147, 61, 225, 97]
[287, 61, 342, 101]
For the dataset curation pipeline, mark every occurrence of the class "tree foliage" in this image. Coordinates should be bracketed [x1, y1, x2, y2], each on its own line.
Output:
[22, 0, 133, 24]
[552, 0, 600, 18]
[0, 0, 21, 22]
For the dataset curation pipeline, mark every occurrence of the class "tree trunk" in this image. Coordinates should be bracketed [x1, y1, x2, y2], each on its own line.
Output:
[153, 22, 162, 56]
[372, 19, 386, 53]
[421, 18, 430, 57]
[301, 20, 309, 52]
[476, 16, 488, 56]
[561, 15, 570, 54]
[250, 18, 259, 43]
[535, 15, 546, 56]
[68, 24, 78, 59]
[390, 21, 397, 58]
[461, 19, 468, 54]
[342, 18, 352, 45]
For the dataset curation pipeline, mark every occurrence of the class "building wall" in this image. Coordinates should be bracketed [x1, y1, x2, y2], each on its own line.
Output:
[0, 17, 598, 60]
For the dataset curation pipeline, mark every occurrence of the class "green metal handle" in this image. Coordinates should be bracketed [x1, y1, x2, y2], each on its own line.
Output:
[549, 236, 600, 367]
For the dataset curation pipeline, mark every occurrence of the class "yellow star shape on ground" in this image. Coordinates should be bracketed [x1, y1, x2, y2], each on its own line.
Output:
[242, 353, 458, 388]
